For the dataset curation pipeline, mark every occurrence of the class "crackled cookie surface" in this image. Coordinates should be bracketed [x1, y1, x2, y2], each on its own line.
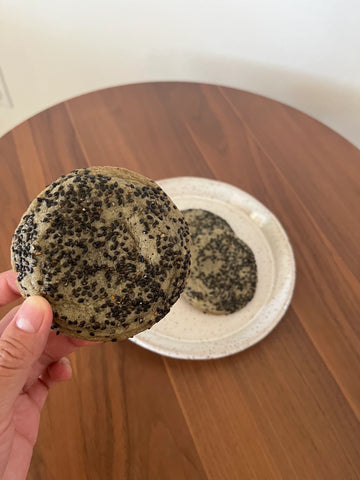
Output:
[11, 167, 191, 341]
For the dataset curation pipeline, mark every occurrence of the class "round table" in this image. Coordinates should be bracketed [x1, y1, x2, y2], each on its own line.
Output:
[0, 83, 359, 479]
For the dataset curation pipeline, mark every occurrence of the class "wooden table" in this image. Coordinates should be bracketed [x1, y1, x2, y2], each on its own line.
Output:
[0, 83, 359, 479]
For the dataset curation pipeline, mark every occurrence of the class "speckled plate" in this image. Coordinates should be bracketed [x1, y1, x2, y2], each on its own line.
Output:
[130, 177, 296, 359]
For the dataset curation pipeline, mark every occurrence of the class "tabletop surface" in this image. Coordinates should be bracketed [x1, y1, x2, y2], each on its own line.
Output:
[0, 82, 359, 480]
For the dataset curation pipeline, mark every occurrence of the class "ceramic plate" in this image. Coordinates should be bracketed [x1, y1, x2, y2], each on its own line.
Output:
[130, 177, 296, 359]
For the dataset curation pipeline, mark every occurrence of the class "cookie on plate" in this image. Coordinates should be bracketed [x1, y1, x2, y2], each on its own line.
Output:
[11, 167, 191, 341]
[182, 209, 257, 315]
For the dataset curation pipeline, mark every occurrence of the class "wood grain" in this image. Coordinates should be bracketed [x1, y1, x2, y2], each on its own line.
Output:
[220, 86, 360, 277]
[152, 83, 360, 415]
[0, 82, 359, 479]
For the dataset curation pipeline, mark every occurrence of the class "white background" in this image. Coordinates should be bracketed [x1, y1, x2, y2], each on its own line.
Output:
[1, 0, 360, 146]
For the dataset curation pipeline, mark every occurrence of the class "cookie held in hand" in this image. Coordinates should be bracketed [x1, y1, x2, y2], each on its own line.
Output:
[11, 167, 191, 341]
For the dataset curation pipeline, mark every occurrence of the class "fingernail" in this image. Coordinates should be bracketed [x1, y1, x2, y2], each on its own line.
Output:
[16, 297, 44, 333]
[59, 357, 72, 375]
[59, 357, 71, 368]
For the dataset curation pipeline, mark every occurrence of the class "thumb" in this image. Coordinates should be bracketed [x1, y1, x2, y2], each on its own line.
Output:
[0, 296, 52, 417]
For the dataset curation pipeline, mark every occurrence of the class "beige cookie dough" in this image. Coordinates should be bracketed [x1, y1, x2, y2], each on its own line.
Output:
[183, 209, 257, 315]
[11, 167, 191, 341]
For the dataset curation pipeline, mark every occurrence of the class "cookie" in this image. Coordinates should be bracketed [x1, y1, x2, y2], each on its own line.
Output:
[11, 167, 191, 341]
[181, 208, 234, 237]
[182, 209, 257, 315]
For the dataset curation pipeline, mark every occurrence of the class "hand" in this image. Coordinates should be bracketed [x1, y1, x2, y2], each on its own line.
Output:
[0, 270, 95, 480]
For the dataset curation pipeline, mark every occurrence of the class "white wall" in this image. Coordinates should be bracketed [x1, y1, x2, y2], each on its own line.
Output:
[1, 0, 360, 147]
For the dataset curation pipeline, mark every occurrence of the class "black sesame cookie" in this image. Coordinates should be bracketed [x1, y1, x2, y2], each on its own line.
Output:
[182, 209, 257, 315]
[11, 167, 191, 341]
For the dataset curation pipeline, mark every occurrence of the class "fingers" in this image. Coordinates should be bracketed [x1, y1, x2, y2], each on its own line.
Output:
[0, 296, 52, 419]
[45, 330, 100, 361]
[47, 357, 72, 383]
[21, 326, 99, 392]
[26, 357, 72, 410]
[0, 306, 20, 336]
[0, 270, 21, 307]
[0, 430, 34, 480]
[30, 331, 98, 384]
